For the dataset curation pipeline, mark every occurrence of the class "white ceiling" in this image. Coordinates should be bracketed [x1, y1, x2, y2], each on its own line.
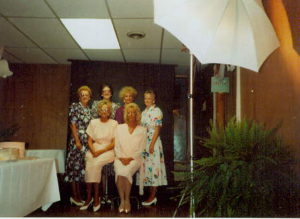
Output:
[0, 0, 190, 74]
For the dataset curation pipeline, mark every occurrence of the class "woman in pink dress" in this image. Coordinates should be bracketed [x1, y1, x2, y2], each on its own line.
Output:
[80, 100, 118, 212]
[114, 103, 146, 213]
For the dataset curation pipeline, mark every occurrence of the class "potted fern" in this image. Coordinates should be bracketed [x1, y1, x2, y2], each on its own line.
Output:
[178, 118, 299, 217]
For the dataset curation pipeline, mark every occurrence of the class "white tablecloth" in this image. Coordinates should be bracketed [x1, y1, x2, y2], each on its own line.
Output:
[26, 149, 65, 173]
[0, 158, 61, 217]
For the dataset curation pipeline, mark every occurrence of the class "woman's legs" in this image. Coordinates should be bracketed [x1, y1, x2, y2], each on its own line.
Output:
[124, 178, 132, 212]
[116, 176, 126, 210]
[82, 183, 92, 206]
[93, 183, 100, 207]
[71, 182, 82, 202]
[147, 186, 157, 202]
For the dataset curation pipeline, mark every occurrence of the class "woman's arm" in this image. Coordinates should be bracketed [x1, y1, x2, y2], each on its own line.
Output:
[94, 139, 115, 157]
[119, 157, 133, 166]
[149, 126, 161, 154]
[70, 123, 82, 150]
[87, 135, 96, 156]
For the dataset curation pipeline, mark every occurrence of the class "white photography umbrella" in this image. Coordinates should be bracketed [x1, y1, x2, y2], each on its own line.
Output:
[154, 0, 279, 72]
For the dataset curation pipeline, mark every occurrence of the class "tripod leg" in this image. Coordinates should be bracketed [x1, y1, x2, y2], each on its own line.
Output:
[172, 191, 186, 217]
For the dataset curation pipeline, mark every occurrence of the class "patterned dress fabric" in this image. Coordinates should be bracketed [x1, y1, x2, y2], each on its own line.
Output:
[85, 119, 118, 183]
[91, 100, 120, 119]
[65, 102, 92, 182]
[139, 105, 168, 186]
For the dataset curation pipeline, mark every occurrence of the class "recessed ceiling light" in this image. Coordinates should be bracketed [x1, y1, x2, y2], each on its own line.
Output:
[61, 19, 120, 49]
[127, 32, 146, 40]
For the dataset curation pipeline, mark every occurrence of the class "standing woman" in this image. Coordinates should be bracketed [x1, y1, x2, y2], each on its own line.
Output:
[80, 100, 118, 212]
[140, 89, 168, 206]
[91, 84, 120, 119]
[114, 103, 146, 213]
[65, 85, 92, 206]
[115, 86, 137, 124]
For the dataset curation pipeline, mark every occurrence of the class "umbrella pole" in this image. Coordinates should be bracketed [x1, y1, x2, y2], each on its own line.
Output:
[188, 53, 195, 217]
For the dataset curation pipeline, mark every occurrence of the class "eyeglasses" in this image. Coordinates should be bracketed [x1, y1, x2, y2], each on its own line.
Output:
[80, 94, 90, 97]
[100, 109, 110, 113]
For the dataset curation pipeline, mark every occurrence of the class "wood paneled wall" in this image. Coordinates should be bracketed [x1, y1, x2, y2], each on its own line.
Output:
[241, 0, 300, 158]
[0, 64, 70, 149]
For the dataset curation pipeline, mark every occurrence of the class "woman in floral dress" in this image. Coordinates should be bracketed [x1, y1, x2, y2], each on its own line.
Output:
[139, 89, 168, 206]
[65, 85, 93, 206]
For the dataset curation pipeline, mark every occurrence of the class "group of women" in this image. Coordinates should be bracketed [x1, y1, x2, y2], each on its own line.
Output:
[64, 84, 167, 213]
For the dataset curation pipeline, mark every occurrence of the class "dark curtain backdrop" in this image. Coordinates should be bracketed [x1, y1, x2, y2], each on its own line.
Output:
[70, 60, 175, 183]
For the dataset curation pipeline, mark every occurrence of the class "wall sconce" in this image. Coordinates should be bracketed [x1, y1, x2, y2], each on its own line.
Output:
[0, 59, 13, 78]
[0, 46, 13, 78]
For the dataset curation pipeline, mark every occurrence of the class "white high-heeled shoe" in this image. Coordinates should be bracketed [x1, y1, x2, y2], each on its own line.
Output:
[124, 201, 131, 214]
[93, 198, 101, 212]
[142, 197, 157, 206]
[118, 202, 125, 213]
[80, 198, 94, 210]
[70, 197, 84, 206]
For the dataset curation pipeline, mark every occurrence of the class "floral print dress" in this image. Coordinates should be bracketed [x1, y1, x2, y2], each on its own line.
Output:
[140, 105, 168, 186]
[64, 102, 92, 182]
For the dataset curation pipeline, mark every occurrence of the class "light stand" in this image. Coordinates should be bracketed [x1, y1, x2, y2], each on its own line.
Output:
[173, 53, 196, 217]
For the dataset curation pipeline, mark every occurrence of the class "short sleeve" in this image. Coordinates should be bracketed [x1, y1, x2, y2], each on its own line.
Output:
[86, 120, 94, 139]
[153, 107, 163, 126]
[91, 100, 100, 119]
[112, 120, 118, 133]
[69, 103, 78, 124]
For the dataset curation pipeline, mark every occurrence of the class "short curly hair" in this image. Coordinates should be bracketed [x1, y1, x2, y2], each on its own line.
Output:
[124, 103, 141, 125]
[119, 86, 137, 100]
[77, 85, 92, 97]
[144, 89, 156, 99]
[97, 99, 112, 116]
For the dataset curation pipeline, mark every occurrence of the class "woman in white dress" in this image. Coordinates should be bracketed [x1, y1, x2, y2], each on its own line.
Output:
[80, 100, 118, 212]
[140, 89, 168, 206]
[114, 103, 146, 213]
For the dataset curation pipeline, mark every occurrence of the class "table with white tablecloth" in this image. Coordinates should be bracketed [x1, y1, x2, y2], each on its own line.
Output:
[26, 149, 65, 173]
[0, 158, 61, 217]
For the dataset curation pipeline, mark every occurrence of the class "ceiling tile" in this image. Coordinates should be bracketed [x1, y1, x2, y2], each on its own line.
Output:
[9, 18, 79, 49]
[47, 0, 109, 18]
[45, 48, 88, 64]
[108, 0, 153, 18]
[6, 48, 56, 64]
[84, 49, 124, 62]
[163, 30, 184, 49]
[123, 49, 159, 63]
[161, 48, 190, 65]
[114, 19, 162, 49]
[0, 0, 55, 18]
[0, 18, 36, 48]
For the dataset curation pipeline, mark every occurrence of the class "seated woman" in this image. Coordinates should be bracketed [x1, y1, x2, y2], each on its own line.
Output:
[80, 100, 118, 212]
[114, 103, 146, 213]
